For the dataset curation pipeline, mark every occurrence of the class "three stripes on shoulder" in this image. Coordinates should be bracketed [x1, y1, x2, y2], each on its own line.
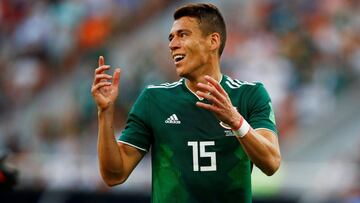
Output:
[225, 78, 256, 89]
[147, 81, 182, 89]
[147, 78, 256, 89]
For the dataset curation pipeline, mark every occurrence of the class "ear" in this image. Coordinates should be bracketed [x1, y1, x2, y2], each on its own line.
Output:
[209, 32, 221, 54]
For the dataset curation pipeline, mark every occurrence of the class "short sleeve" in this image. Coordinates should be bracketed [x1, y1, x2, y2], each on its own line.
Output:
[247, 84, 278, 135]
[118, 89, 152, 152]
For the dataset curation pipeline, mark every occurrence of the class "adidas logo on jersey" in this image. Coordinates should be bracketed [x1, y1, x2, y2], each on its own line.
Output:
[165, 114, 181, 124]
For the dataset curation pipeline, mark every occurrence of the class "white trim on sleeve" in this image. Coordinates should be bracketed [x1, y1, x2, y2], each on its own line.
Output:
[117, 140, 148, 152]
[254, 128, 278, 136]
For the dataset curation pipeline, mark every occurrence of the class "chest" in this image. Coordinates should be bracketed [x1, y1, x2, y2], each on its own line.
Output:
[147, 95, 242, 151]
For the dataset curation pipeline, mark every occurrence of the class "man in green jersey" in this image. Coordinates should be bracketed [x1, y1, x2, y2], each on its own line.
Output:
[91, 3, 281, 202]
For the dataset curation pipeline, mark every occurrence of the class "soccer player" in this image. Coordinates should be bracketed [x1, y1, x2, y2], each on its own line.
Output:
[91, 3, 281, 203]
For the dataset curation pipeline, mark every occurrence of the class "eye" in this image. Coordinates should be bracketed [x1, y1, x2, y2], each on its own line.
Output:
[180, 32, 187, 37]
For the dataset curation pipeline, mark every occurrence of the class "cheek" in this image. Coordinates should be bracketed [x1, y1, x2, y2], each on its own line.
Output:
[187, 41, 208, 60]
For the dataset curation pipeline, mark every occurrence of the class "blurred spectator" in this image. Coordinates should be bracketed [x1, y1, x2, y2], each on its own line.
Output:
[0, 151, 18, 191]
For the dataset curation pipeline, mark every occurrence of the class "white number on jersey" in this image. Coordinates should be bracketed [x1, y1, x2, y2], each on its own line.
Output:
[187, 141, 217, 172]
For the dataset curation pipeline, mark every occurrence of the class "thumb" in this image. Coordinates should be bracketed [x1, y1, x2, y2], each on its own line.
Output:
[112, 68, 121, 88]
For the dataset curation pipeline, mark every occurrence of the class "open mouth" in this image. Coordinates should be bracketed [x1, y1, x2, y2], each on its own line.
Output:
[173, 54, 185, 63]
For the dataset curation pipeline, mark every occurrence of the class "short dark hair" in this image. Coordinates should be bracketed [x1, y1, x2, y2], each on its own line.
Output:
[174, 3, 227, 56]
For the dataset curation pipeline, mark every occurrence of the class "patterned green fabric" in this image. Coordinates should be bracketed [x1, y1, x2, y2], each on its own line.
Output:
[119, 75, 277, 203]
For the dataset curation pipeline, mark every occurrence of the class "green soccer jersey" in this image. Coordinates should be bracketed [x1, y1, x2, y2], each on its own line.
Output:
[119, 75, 277, 203]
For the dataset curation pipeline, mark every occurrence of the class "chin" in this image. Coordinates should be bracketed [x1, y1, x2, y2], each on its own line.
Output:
[176, 63, 193, 78]
[177, 70, 190, 78]
[176, 67, 186, 78]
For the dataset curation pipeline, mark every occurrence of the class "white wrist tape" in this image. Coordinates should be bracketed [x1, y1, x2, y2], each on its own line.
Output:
[232, 118, 251, 138]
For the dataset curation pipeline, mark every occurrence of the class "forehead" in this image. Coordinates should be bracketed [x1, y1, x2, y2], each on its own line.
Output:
[169, 16, 200, 34]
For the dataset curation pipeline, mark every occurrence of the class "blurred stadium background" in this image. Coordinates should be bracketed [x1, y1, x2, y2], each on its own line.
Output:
[1, 0, 360, 202]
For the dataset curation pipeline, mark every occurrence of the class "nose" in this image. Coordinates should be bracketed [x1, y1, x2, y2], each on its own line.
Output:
[169, 37, 180, 51]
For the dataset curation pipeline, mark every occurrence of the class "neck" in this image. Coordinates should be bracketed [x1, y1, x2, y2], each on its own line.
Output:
[185, 63, 222, 93]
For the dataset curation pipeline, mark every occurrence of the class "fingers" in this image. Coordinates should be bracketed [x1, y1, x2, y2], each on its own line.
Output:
[197, 76, 228, 104]
[93, 67, 111, 86]
[95, 65, 110, 74]
[196, 75, 235, 117]
[95, 56, 109, 79]
[91, 81, 112, 94]
[197, 83, 225, 103]
[94, 56, 122, 88]
[99, 56, 105, 67]
[196, 90, 222, 107]
[94, 73, 112, 83]
[196, 101, 221, 112]
[204, 75, 228, 96]
[94, 56, 110, 85]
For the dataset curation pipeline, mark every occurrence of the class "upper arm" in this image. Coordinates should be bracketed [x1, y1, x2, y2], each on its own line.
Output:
[115, 89, 152, 183]
[119, 89, 153, 152]
[247, 83, 277, 134]
[255, 128, 280, 151]
[248, 128, 281, 176]
[247, 84, 281, 171]
[117, 142, 146, 182]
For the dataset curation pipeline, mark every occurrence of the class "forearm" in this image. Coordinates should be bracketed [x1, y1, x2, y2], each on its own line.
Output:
[97, 106, 124, 184]
[236, 129, 281, 176]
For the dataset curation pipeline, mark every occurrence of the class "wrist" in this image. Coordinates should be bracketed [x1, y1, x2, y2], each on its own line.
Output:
[231, 115, 243, 131]
[229, 111, 243, 130]
[98, 104, 115, 116]
[231, 116, 251, 138]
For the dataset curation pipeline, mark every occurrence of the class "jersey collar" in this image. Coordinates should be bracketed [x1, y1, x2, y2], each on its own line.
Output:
[182, 74, 225, 101]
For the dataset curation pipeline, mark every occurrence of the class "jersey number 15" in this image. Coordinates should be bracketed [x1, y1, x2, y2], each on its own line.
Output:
[187, 141, 217, 172]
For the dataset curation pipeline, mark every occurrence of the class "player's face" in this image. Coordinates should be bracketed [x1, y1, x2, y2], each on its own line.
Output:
[168, 16, 212, 78]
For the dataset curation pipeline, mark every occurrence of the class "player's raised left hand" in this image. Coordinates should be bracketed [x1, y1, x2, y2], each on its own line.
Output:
[196, 75, 241, 129]
[91, 56, 121, 112]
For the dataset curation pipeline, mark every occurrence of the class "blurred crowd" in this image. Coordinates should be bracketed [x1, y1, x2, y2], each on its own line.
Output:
[0, 0, 360, 199]
[0, 0, 171, 191]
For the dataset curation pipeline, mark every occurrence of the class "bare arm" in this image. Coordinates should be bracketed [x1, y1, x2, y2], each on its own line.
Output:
[92, 56, 145, 186]
[196, 75, 281, 176]
[97, 107, 144, 186]
[235, 129, 280, 176]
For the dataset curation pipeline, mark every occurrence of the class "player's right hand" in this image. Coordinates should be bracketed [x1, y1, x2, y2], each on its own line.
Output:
[91, 56, 121, 111]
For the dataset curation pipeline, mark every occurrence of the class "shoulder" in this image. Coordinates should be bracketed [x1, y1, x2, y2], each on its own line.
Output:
[146, 79, 183, 90]
[222, 75, 262, 90]
[142, 79, 184, 96]
[223, 75, 271, 103]
[132, 80, 183, 108]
